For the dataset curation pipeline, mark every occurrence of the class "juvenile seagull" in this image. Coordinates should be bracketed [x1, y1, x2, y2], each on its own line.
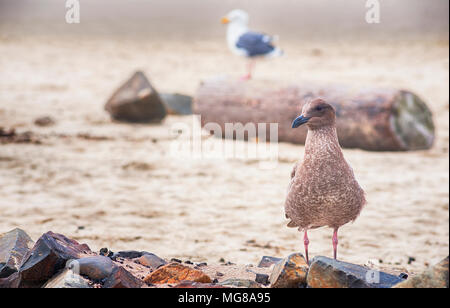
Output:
[221, 9, 283, 80]
[285, 98, 366, 264]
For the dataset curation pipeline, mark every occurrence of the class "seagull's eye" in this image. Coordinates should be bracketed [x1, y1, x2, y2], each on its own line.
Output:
[316, 106, 323, 111]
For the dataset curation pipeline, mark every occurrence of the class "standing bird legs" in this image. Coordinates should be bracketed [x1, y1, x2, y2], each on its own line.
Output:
[241, 59, 255, 80]
[332, 228, 339, 260]
[303, 229, 309, 265]
[303, 228, 339, 264]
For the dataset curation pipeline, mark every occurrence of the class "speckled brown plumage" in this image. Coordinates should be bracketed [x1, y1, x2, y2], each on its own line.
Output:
[285, 98, 366, 261]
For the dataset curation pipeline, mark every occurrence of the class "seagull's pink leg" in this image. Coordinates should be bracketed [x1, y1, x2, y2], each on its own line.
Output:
[241, 59, 254, 80]
[303, 229, 310, 265]
[332, 228, 339, 260]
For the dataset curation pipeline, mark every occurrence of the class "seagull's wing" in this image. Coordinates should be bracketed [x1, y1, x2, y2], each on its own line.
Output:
[236, 31, 275, 57]
[290, 162, 298, 179]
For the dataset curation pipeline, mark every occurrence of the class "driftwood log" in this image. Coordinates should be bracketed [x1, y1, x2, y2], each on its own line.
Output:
[193, 77, 435, 151]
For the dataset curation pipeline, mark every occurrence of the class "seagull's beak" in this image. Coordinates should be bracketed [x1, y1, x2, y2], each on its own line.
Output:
[221, 17, 230, 24]
[292, 115, 310, 128]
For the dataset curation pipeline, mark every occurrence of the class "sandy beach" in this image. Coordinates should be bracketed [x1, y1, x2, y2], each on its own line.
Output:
[0, 22, 449, 276]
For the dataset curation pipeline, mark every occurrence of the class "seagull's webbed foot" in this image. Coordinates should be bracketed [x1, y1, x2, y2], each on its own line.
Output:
[240, 74, 252, 81]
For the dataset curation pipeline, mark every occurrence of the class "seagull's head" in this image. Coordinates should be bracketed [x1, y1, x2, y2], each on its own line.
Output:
[221, 9, 249, 26]
[292, 98, 336, 130]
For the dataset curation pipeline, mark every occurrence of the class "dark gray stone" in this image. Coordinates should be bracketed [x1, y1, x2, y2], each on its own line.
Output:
[160, 93, 192, 115]
[75, 256, 117, 280]
[18, 231, 91, 288]
[112, 250, 148, 260]
[137, 253, 167, 269]
[105, 71, 166, 123]
[0, 228, 34, 278]
[257, 256, 282, 268]
[255, 273, 269, 285]
[307, 256, 404, 288]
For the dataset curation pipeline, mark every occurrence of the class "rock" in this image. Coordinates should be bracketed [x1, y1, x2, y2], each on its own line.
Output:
[255, 273, 269, 285]
[307, 256, 404, 288]
[0, 228, 34, 278]
[160, 93, 193, 115]
[34, 116, 55, 127]
[269, 253, 309, 288]
[173, 281, 226, 288]
[0, 272, 20, 288]
[99, 247, 110, 256]
[0, 128, 41, 144]
[196, 262, 207, 267]
[18, 231, 91, 288]
[393, 256, 449, 288]
[143, 262, 212, 284]
[137, 253, 166, 269]
[75, 256, 116, 280]
[257, 256, 283, 268]
[102, 266, 144, 288]
[42, 269, 91, 288]
[105, 71, 166, 123]
[219, 278, 262, 288]
[112, 250, 147, 259]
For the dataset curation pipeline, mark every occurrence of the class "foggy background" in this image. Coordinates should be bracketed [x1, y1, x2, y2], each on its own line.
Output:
[0, 0, 448, 40]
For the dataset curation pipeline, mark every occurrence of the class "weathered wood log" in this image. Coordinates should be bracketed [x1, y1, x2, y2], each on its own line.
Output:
[193, 77, 435, 151]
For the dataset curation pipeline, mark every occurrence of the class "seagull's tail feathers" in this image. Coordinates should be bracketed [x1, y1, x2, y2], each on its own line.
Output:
[265, 47, 284, 59]
[270, 34, 280, 42]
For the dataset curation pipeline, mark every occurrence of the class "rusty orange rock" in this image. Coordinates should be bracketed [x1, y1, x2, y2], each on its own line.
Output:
[143, 262, 211, 284]
[269, 252, 309, 288]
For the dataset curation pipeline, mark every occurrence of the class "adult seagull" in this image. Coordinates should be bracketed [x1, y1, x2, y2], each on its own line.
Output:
[221, 9, 283, 80]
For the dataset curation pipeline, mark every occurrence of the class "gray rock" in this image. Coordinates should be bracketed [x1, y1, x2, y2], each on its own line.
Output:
[393, 256, 449, 288]
[255, 273, 269, 285]
[0, 228, 34, 278]
[137, 253, 166, 269]
[219, 278, 262, 288]
[307, 256, 404, 288]
[105, 71, 166, 123]
[42, 269, 91, 288]
[112, 250, 147, 259]
[75, 256, 116, 280]
[34, 116, 55, 127]
[257, 256, 282, 268]
[160, 93, 192, 115]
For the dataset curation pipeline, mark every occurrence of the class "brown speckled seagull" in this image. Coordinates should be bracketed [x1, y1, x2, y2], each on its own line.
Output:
[285, 98, 366, 264]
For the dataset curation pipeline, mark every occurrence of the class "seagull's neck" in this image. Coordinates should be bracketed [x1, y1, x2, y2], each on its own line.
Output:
[226, 22, 248, 43]
[304, 126, 342, 157]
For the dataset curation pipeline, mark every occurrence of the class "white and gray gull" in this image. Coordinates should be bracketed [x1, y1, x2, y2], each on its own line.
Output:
[221, 9, 283, 80]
